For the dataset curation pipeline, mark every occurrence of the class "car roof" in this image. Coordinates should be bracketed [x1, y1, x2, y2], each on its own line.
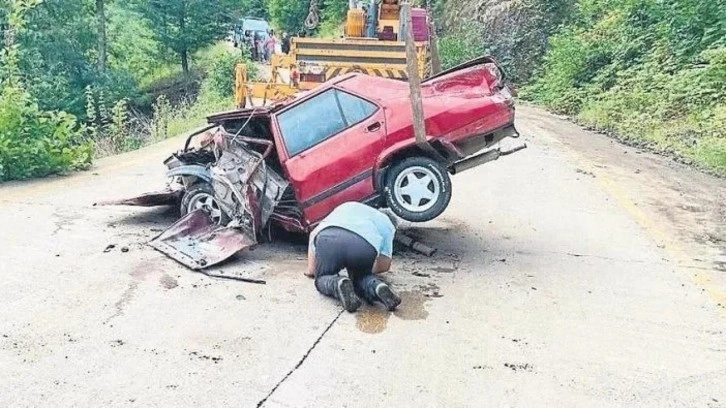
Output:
[333, 73, 408, 101]
[207, 73, 407, 123]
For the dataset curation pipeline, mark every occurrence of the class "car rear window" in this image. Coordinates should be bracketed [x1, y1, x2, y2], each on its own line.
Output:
[278, 89, 377, 156]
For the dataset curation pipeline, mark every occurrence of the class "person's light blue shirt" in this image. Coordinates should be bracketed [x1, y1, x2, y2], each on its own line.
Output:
[311, 202, 395, 257]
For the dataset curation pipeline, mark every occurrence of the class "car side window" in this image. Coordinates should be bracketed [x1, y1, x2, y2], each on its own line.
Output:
[278, 89, 378, 156]
[278, 90, 347, 156]
[336, 90, 377, 125]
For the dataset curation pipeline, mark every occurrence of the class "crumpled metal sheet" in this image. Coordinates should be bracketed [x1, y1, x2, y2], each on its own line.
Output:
[149, 210, 256, 270]
[94, 189, 183, 207]
[210, 139, 289, 231]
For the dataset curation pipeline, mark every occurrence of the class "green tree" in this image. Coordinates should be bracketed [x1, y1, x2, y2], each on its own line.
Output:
[96, 0, 108, 72]
[15, 0, 101, 114]
[240, 0, 269, 19]
[321, 0, 347, 24]
[267, 0, 308, 34]
[134, 0, 235, 75]
[0, 0, 93, 182]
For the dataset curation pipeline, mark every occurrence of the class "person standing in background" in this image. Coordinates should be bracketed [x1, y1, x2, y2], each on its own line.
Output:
[281, 32, 291, 54]
[243, 30, 253, 58]
[265, 29, 278, 63]
[253, 31, 263, 62]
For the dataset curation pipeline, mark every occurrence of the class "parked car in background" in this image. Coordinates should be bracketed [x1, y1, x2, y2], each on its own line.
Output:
[233, 17, 270, 48]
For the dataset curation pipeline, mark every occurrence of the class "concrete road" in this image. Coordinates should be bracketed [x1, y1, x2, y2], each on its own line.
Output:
[1, 106, 725, 407]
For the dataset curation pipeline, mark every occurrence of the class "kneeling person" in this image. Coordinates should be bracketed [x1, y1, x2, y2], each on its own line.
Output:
[306, 202, 401, 313]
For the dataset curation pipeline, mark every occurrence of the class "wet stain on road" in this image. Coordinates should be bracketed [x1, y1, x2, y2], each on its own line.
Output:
[356, 290, 431, 334]
[130, 260, 163, 281]
[394, 290, 430, 320]
[356, 308, 390, 334]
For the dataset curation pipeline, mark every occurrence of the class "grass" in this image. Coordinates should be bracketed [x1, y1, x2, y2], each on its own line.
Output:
[138, 64, 185, 90]
[93, 42, 240, 157]
[165, 90, 234, 140]
[576, 103, 726, 176]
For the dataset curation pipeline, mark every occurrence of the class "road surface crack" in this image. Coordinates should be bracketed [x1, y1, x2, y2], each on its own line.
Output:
[256, 309, 344, 408]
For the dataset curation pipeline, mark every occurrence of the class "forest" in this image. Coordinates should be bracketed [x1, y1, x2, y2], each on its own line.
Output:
[0, 0, 724, 182]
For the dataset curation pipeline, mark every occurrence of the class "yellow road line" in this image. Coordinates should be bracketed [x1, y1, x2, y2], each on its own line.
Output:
[557, 141, 726, 314]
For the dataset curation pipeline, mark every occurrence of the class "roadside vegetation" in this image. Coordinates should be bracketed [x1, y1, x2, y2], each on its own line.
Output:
[1, 0, 723, 181]
[436, 0, 725, 175]
[526, 0, 726, 175]
[0, 0, 253, 182]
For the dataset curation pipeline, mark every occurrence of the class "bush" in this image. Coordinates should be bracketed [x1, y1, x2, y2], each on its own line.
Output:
[0, 83, 93, 181]
[0, 0, 93, 182]
[520, 29, 592, 114]
[524, 0, 726, 175]
[198, 45, 258, 98]
[438, 30, 486, 71]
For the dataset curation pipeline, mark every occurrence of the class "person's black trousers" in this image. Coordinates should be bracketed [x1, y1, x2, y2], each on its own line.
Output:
[313, 227, 384, 302]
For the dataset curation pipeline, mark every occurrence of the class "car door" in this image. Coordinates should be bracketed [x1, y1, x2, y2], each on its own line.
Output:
[275, 88, 386, 224]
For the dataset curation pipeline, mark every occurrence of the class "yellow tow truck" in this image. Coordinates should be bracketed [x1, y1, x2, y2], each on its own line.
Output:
[235, 0, 435, 107]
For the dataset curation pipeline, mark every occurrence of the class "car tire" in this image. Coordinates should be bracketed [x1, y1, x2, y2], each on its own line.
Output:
[180, 183, 231, 226]
[384, 157, 452, 223]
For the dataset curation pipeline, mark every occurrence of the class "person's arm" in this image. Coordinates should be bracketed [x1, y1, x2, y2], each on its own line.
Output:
[306, 242, 316, 278]
[373, 255, 392, 274]
[374, 225, 395, 274]
[305, 228, 319, 278]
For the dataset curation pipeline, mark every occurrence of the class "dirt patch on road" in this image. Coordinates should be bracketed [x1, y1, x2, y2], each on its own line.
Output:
[159, 274, 179, 289]
[518, 105, 726, 309]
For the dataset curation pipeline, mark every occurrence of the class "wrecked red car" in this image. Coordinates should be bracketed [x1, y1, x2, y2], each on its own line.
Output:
[104, 56, 525, 269]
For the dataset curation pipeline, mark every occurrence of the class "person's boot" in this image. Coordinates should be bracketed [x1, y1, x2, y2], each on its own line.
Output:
[336, 277, 362, 313]
[375, 283, 401, 311]
[353, 280, 376, 305]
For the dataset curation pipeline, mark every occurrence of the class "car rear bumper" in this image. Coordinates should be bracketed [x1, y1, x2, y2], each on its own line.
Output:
[449, 137, 527, 175]
[451, 124, 520, 158]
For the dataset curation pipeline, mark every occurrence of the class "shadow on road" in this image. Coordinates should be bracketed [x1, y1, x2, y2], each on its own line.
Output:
[108, 206, 180, 228]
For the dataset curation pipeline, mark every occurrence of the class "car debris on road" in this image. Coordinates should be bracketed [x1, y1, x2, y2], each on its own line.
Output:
[98, 56, 525, 270]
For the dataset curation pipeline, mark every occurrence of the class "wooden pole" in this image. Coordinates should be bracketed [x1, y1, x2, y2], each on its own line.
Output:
[401, 1, 428, 146]
[427, 14, 442, 75]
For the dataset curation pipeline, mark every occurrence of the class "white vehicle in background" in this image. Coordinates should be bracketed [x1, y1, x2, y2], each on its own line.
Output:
[233, 17, 270, 48]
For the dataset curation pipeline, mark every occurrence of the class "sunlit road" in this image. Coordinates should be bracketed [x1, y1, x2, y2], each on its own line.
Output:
[1, 105, 725, 407]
